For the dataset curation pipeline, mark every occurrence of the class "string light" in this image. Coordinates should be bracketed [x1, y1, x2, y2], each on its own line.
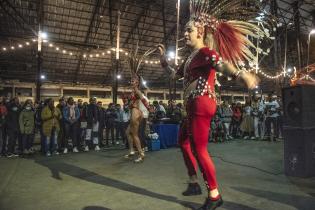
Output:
[1, 38, 162, 64]
[256, 69, 284, 79]
[0, 38, 289, 70]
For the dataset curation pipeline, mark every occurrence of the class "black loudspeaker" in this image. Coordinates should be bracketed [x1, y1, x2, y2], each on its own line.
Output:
[283, 127, 315, 177]
[282, 85, 315, 128]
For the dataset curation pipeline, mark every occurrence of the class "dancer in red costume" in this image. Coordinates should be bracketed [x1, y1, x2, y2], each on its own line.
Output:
[158, 0, 265, 209]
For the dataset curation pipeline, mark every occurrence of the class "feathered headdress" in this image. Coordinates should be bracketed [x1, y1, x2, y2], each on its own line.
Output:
[126, 42, 156, 79]
[190, 0, 267, 68]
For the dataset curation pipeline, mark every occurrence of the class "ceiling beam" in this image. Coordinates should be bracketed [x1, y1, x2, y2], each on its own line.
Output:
[121, 0, 153, 48]
[0, 0, 37, 35]
[74, 0, 103, 83]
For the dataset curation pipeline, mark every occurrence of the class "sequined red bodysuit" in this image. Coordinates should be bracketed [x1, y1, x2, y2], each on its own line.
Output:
[163, 47, 221, 191]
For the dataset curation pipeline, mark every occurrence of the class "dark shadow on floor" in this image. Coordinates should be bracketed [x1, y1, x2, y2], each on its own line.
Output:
[34, 157, 199, 209]
[232, 186, 315, 210]
[33, 157, 263, 210]
[288, 177, 315, 198]
[82, 206, 111, 210]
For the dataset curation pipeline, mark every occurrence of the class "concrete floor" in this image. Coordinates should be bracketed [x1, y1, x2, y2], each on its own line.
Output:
[0, 140, 314, 210]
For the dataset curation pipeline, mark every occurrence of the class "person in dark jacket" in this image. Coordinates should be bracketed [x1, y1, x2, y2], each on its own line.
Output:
[77, 99, 85, 149]
[56, 97, 66, 152]
[105, 103, 116, 146]
[6, 97, 21, 157]
[115, 104, 124, 145]
[97, 101, 105, 147]
[63, 97, 80, 153]
[0, 96, 8, 156]
[34, 100, 45, 154]
[85, 97, 100, 151]
[79, 101, 89, 151]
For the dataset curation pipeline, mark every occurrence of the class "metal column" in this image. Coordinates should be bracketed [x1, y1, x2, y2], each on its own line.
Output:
[293, 1, 302, 70]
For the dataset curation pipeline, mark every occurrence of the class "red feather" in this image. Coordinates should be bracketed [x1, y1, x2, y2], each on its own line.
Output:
[213, 22, 244, 64]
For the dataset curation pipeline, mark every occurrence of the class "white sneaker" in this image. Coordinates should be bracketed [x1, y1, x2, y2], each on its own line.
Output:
[134, 156, 144, 163]
[250, 136, 256, 140]
[116, 141, 120, 145]
[73, 147, 79, 153]
[46, 151, 51, 157]
[244, 136, 249, 140]
[134, 153, 145, 163]
[124, 151, 135, 159]
[84, 146, 89, 152]
[95, 145, 100, 151]
[144, 147, 148, 152]
[63, 148, 68, 154]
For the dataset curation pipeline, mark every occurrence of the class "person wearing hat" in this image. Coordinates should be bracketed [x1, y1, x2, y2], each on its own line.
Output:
[264, 94, 280, 141]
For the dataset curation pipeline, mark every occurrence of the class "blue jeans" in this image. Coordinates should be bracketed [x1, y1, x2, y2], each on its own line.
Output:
[21, 134, 34, 151]
[44, 128, 58, 154]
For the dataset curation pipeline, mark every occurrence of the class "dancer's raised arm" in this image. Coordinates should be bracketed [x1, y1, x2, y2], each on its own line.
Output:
[157, 44, 181, 80]
[215, 62, 260, 90]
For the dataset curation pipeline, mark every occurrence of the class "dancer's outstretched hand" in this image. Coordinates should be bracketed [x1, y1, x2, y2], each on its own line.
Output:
[241, 72, 260, 90]
[157, 44, 166, 56]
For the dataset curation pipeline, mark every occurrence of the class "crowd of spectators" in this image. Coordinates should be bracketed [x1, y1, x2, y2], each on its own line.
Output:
[0, 95, 185, 158]
[210, 94, 283, 143]
[0, 93, 283, 158]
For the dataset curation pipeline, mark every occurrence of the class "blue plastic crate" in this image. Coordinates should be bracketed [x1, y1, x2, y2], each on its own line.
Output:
[149, 139, 160, 151]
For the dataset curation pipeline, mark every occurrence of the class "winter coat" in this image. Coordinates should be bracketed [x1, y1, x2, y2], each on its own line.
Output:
[0, 104, 8, 128]
[63, 105, 80, 124]
[41, 106, 62, 136]
[86, 103, 99, 127]
[19, 108, 35, 134]
[98, 107, 105, 127]
[105, 108, 117, 128]
[6, 103, 21, 131]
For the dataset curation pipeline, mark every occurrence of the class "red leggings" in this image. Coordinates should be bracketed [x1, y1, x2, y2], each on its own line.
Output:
[179, 96, 218, 190]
